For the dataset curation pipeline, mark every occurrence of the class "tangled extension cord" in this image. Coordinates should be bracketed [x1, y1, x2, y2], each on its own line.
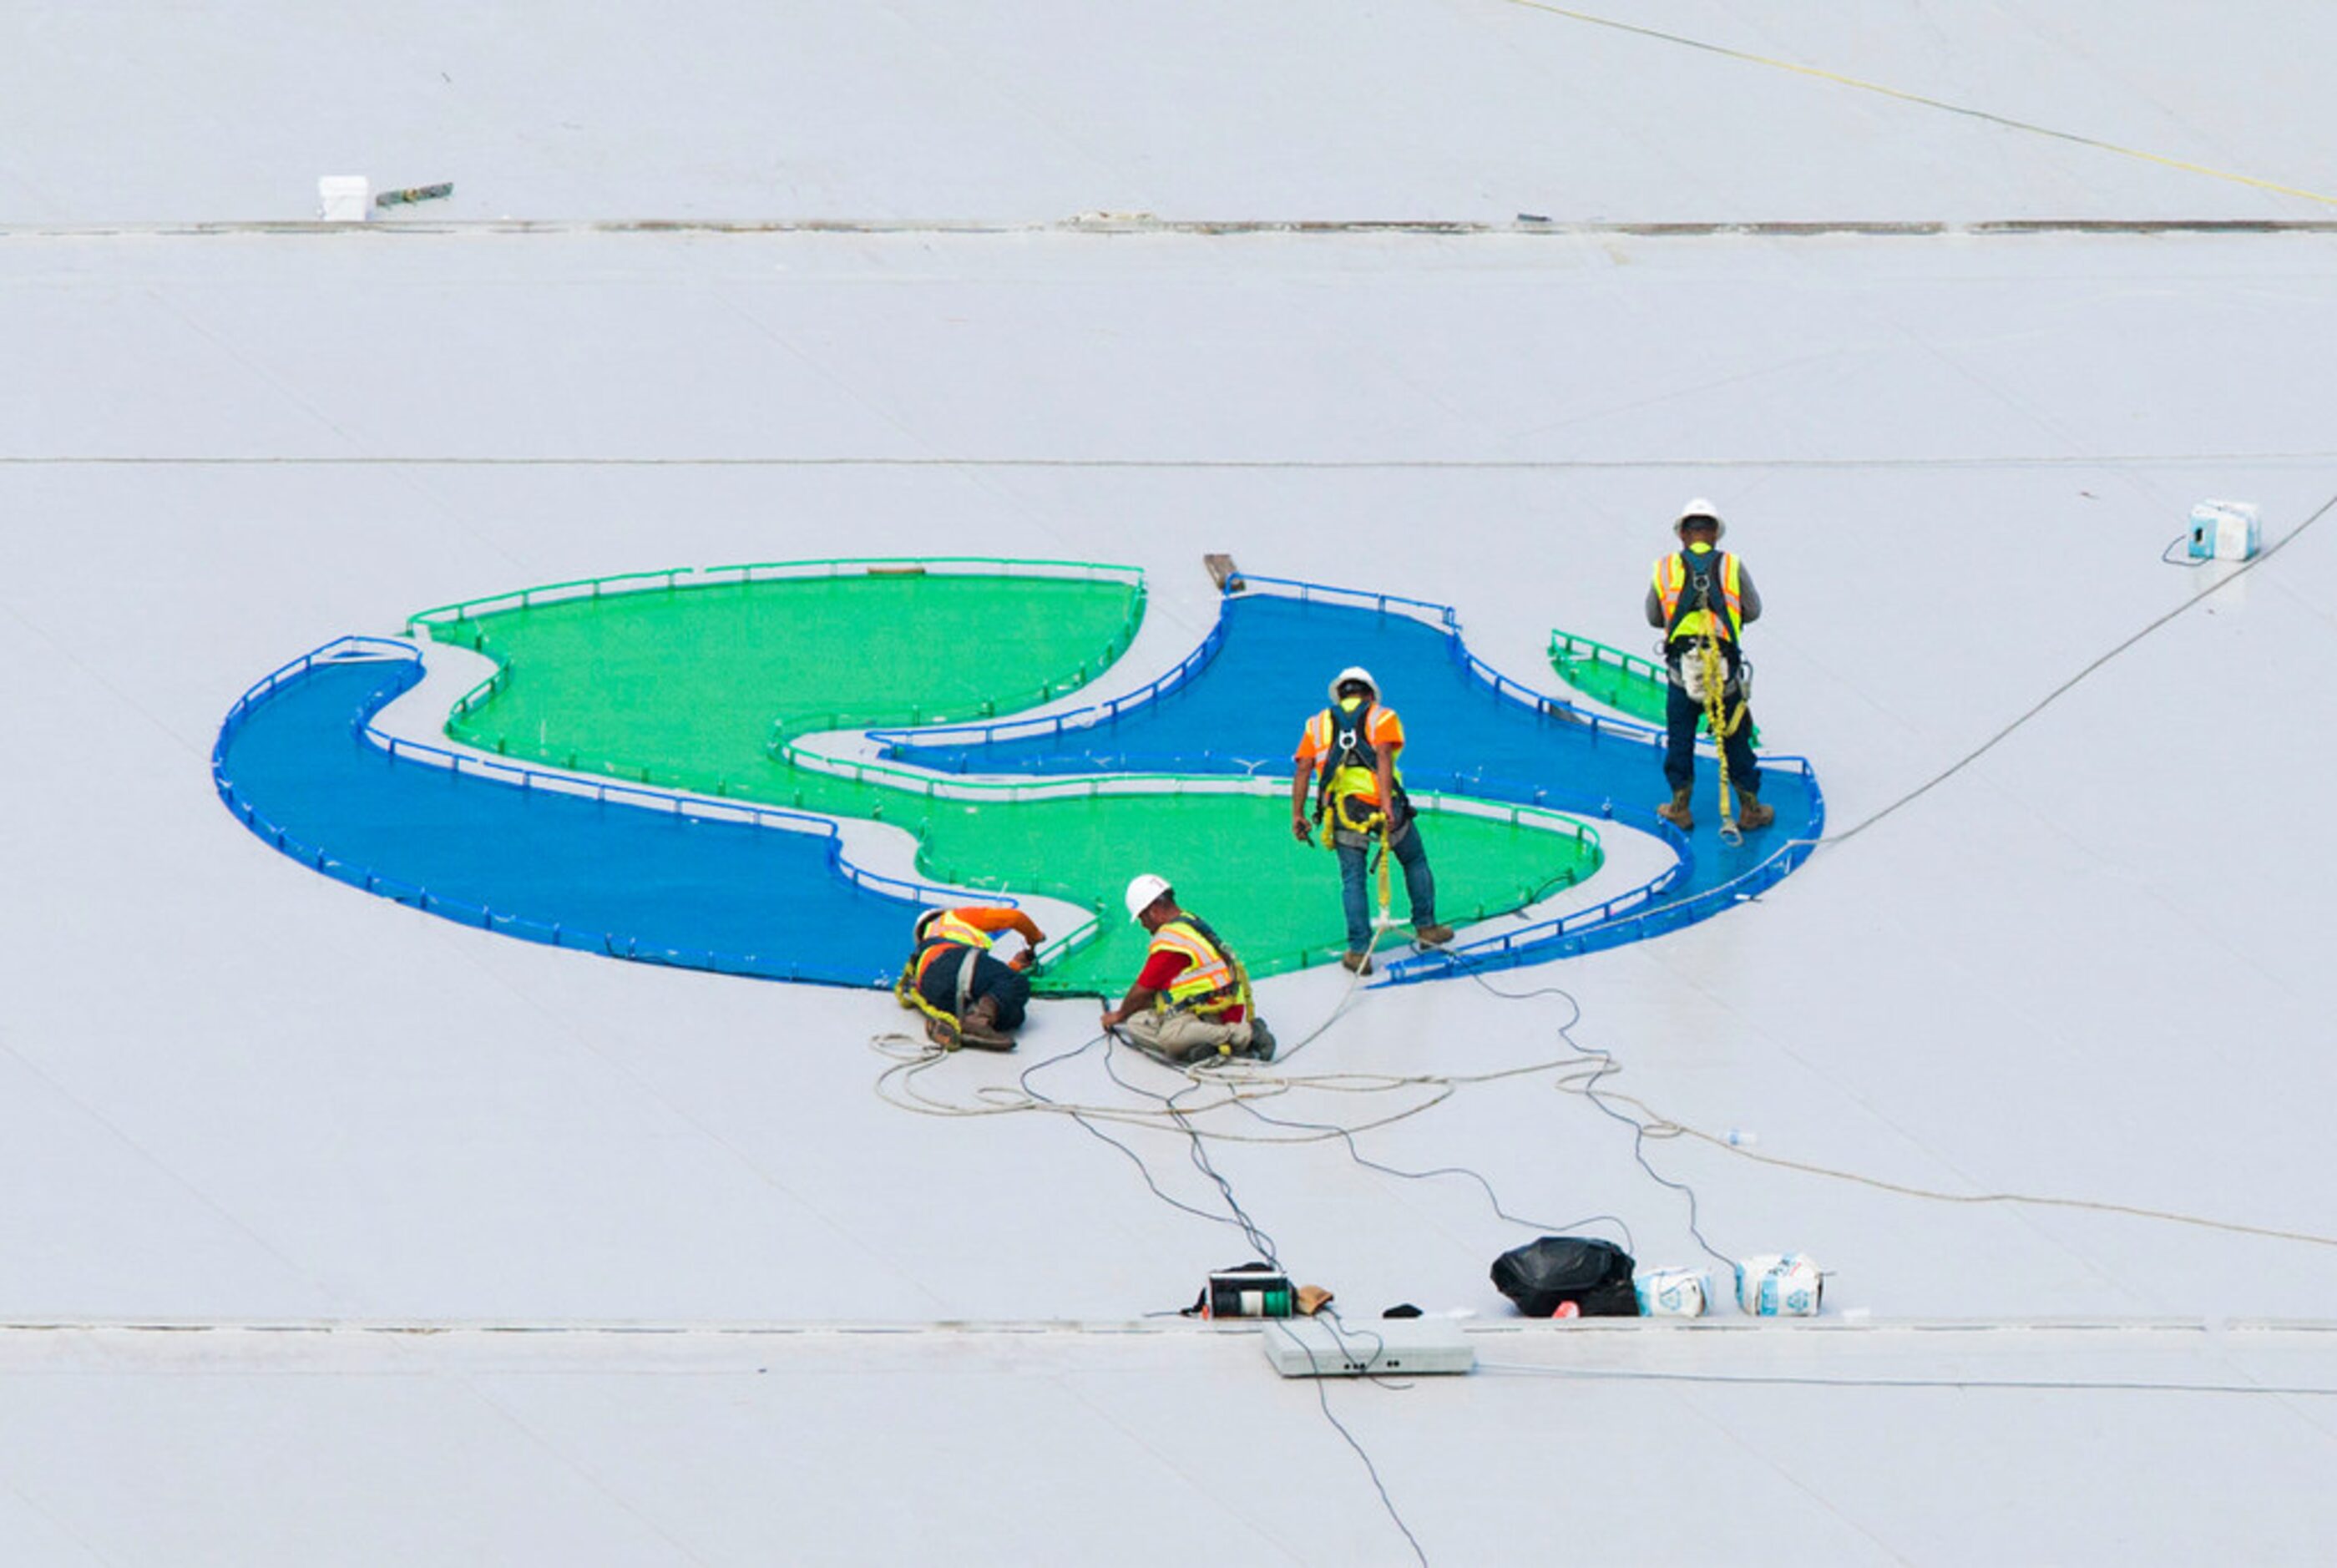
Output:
[1459, 967, 1735, 1267]
[1094, 1029, 1429, 1567]
[870, 944, 1437, 1562]
[1451, 959, 2337, 1252]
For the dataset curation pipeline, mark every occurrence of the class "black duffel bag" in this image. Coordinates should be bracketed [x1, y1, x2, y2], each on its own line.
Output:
[1491, 1236, 1640, 1318]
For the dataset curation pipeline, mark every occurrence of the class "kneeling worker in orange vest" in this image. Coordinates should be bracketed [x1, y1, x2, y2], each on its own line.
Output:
[1100, 875, 1276, 1065]
[898, 903, 1045, 1050]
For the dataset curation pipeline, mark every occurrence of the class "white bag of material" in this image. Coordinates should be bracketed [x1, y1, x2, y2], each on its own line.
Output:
[1635, 1267, 1710, 1318]
[2188, 499, 2260, 562]
[317, 175, 372, 222]
[1734, 1253, 1823, 1317]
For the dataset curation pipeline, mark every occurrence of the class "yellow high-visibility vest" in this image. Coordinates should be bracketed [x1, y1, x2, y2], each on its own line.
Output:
[1653, 547, 1744, 642]
[1148, 918, 1240, 1014]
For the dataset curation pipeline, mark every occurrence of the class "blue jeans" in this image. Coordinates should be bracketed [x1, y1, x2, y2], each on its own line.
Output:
[1663, 640, 1759, 799]
[1336, 821, 1437, 951]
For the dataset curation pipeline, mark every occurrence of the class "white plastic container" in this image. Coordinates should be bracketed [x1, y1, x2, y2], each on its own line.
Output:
[1635, 1267, 1710, 1318]
[317, 175, 372, 222]
[2188, 500, 2260, 562]
[1734, 1253, 1823, 1317]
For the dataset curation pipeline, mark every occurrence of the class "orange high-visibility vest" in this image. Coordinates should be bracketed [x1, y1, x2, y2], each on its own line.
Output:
[913, 908, 995, 985]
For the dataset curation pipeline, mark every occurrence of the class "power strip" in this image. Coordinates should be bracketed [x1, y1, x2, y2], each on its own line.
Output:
[1260, 1317, 1475, 1378]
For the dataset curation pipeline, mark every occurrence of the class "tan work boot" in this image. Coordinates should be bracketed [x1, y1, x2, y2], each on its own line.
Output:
[1735, 793, 1775, 832]
[1414, 923, 1454, 947]
[1340, 952, 1374, 976]
[1657, 784, 1695, 832]
[954, 995, 1015, 1051]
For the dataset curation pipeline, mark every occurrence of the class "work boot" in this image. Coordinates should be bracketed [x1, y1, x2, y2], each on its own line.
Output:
[1340, 951, 1374, 976]
[1414, 923, 1454, 947]
[924, 1014, 959, 1051]
[954, 995, 1015, 1052]
[1735, 793, 1775, 832]
[1656, 784, 1695, 832]
[1243, 1018, 1277, 1064]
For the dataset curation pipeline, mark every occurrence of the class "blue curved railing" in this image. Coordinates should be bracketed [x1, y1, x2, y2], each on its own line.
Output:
[213, 637, 1001, 987]
[880, 574, 1822, 982]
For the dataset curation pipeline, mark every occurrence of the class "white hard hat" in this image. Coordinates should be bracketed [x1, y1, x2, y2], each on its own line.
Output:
[1328, 665, 1378, 701]
[913, 908, 944, 942]
[1124, 873, 1172, 923]
[1674, 498, 1726, 540]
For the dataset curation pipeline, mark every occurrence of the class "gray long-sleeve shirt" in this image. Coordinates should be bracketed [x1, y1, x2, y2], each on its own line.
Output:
[1646, 554, 1761, 630]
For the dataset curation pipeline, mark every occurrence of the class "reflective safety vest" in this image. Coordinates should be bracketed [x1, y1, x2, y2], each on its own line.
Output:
[1308, 698, 1402, 827]
[1148, 917, 1246, 1017]
[1653, 547, 1744, 644]
[913, 908, 994, 986]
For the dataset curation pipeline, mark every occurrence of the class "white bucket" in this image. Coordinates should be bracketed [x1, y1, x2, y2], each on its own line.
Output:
[1734, 1253, 1823, 1317]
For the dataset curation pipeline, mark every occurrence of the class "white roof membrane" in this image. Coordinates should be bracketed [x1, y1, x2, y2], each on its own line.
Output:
[3, 3, 2335, 1560]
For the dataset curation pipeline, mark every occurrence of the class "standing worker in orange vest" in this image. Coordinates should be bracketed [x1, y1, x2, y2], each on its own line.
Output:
[1647, 499, 1773, 833]
[1290, 667, 1454, 974]
[898, 903, 1045, 1050]
[1100, 875, 1275, 1064]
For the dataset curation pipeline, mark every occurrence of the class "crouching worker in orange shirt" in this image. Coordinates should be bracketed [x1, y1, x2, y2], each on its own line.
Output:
[898, 903, 1045, 1051]
[1100, 875, 1276, 1065]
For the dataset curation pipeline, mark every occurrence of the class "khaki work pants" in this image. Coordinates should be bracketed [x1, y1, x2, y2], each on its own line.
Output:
[1116, 1009, 1252, 1065]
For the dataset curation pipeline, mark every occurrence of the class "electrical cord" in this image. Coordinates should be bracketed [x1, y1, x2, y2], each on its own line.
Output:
[1090, 1024, 1430, 1562]
[1222, 1090, 1637, 1256]
[2158, 532, 2211, 568]
[1272, 1312, 1430, 1567]
[1813, 487, 2337, 847]
[1461, 969, 1733, 1267]
[1456, 965, 2337, 1251]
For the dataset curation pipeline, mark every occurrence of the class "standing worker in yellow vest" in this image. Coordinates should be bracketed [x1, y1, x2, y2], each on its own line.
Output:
[1100, 875, 1275, 1064]
[1647, 499, 1773, 833]
[1290, 667, 1454, 974]
[898, 903, 1045, 1050]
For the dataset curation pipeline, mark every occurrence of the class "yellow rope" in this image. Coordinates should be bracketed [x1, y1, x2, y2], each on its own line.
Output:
[893, 961, 963, 1047]
[1494, 0, 2337, 209]
[1694, 631, 1738, 838]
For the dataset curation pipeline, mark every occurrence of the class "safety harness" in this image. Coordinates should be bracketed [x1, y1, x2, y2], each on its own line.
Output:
[1147, 915, 1254, 1022]
[1310, 697, 1410, 842]
[894, 912, 1001, 1049]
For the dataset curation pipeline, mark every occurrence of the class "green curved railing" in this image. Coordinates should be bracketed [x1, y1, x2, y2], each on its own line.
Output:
[1547, 629, 1758, 743]
[406, 559, 1602, 993]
